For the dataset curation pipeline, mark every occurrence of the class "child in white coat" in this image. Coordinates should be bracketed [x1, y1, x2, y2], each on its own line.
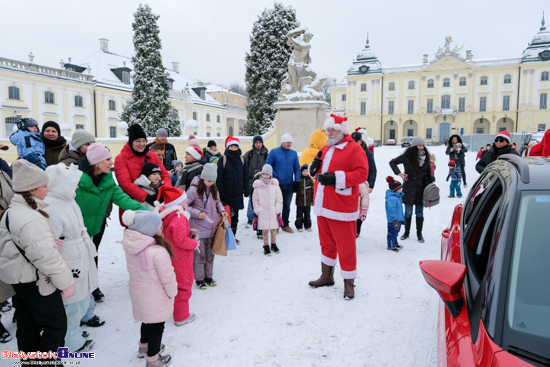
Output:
[252, 164, 283, 256]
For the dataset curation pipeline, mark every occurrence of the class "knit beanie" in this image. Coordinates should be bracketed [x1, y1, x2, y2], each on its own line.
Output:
[410, 136, 425, 147]
[188, 135, 200, 148]
[281, 134, 293, 144]
[300, 164, 309, 172]
[122, 210, 162, 237]
[128, 123, 147, 145]
[186, 145, 204, 161]
[201, 163, 217, 181]
[448, 159, 456, 167]
[142, 162, 161, 177]
[386, 176, 402, 192]
[209, 156, 220, 164]
[12, 159, 50, 192]
[86, 143, 112, 165]
[17, 118, 39, 132]
[71, 130, 96, 149]
[351, 132, 362, 143]
[172, 160, 183, 168]
[253, 136, 264, 145]
[156, 128, 168, 138]
[262, 164, 273, 177]
[42, 121, 61, 135]
[207, 140, 217, 148]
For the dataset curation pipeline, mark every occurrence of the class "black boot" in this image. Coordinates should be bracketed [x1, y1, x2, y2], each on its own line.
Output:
[263, 245, 271, 256]
[416, 217, 425, 243]
[271, 243, 280, 253]
[400, 217, 411, 240]
[0, 320, 11, 343]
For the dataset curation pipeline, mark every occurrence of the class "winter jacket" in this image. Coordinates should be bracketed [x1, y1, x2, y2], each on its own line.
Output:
[476, 149, 483, 160]
[358, 182, 370, 215]
[385, 190, 405, 223]
[186, 176, 226, 239]
[203, 147, 222, 163]
[295, 174, 314, 207]
[312, 134, 369, 221]
[0, 159, 11, 179]
[529, 128, 550, 157]
[10, 130, 47, 168]
[0, 169, 13, 211]
[133, 175, 161, 210]
[147, 139, 178, 171]
[176, 161, 203, 191]
[362, 145, 377, 189]
[300, 129, 327, 166]
[244, 146, 269, 186]
[475, 144, 520, 173]
[217, 148, 250, 209]
[0, 194, 74, 290]
[266, 145, 300, 185]
[445, 135, 468, 166]
[389, 151, 433, 206]
[446, 166, 462, 181]
[75, 156, 147, 237]
[58, 142, 83, 166]
[252, 178, 283, 230]
[41, 135, 67, 166]
[122, 229, 177, 324]
[43, 164, 98, 304]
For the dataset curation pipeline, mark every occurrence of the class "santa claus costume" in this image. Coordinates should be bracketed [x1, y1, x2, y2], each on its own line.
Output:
[308, 115, 369, 299]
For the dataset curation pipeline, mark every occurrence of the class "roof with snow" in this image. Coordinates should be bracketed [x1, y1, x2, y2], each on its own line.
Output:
[347, 34, 382, 76]
[521, 14, 550, 63]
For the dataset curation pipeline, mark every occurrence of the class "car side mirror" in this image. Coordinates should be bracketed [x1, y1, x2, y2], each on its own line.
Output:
[419, 260, 466, 318]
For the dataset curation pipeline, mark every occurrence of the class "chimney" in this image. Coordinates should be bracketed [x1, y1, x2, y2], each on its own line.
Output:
[99, 38, 109, 53]
[172, 62, 180, 73]
[423, 54, 428, 64]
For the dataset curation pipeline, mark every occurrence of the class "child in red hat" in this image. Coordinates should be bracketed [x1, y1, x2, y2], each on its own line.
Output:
[446, 159, 462, 198]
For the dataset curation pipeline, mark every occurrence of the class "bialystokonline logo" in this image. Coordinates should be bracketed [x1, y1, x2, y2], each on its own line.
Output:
[1, 348, 95, 364]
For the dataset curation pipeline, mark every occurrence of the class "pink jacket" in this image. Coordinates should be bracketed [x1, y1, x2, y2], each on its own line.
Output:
[122, 230, 177, 324]
[252, 178, 283, 230]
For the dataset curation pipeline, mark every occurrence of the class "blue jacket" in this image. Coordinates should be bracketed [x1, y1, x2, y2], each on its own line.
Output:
[446, 166, 462, 181]
[265, 145, 300, 185]
[385, 190, 405, 223]
[10, 130, 47, 167]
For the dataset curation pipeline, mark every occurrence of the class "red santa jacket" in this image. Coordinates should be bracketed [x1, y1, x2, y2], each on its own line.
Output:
[311, 134, 369, 221]
[529, 128, 550, 157]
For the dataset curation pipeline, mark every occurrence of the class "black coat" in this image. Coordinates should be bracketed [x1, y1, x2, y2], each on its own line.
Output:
[445, 135, 467, 166]
[390, 153, 433, 206]
[362, 146, 377, 189]
[244, 146, 269, 185]
[217, 149, 250, 210]
[475, 144, 520, 173]
[147, 141, 177, 170]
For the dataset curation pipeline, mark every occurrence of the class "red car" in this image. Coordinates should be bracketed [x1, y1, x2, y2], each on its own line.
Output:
[420, 154, 550, 366]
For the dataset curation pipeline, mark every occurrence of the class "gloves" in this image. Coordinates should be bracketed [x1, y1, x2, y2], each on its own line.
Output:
[360, 210, 368, 222]
[62, 284, 76, 300]
[145, 194, 157, 206]
[292, 181, 300, 192]
[392, 219, 399, 230]
[309, 156, 322, 177]
[317, 173, 336, 187]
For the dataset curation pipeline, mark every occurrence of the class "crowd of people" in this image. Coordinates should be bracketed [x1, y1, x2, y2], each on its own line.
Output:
[0, 116, 549, 366]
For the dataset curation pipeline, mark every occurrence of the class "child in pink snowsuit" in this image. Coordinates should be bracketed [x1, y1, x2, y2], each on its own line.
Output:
[155, 186, 198, 327]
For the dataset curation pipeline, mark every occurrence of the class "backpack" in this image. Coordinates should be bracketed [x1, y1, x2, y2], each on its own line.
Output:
[0, 169, 14, 211]
[422, 183, 440, 208]
[222, 155, 244, 168]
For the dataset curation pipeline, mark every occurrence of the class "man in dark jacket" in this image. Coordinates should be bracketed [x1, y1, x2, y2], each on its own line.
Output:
[351, 132, 377, 192]
[244, 136, 268, 224]
[41, 121, 67, 166]
[446, 134, 468, 187]
[476, 130, 519, 173]
[177, 145, 205, 191]
[147, 128, 177, 171]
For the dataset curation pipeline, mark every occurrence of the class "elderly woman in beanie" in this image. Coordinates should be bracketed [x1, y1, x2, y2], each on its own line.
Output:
[59, 130, 96, 166]
[475, 130, 519, 173]
[40, 121, 67, 166]
[389, 136, 433, 243]
[0, 159, 75, 361]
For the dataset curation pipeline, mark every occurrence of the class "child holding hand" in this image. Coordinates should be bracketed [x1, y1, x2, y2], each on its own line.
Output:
[385, 176, 405, 252]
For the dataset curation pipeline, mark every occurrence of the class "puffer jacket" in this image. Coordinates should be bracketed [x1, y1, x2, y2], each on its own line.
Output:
[133, 175, 161, 210]
[58, 142, 83, 166]
[10, 130, 47, 168]
[217, 148, 250, 209]
[266, 145, 300, 185]
[475, 143, 520, 173]
[123, 229, 177, 324]
[358, 182, 370, 215]
[44, 164, 98, 304]
[385, 190, 405, 223]
[295, 174, 314, 207]
[446, 166, 462, 181]
[0, 194, 74, 290]
[299, 129, 327, 166]
[446, 135, 468, 166]
[186, 176, 226, 240]
[252, 178, 283, 230]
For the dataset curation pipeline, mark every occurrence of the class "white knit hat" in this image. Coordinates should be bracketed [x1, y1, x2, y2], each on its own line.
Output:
[12, 159, 50, 192]
[122, 210, 162, 237]
[281, 134, 293, 143]
[201, 163, 217, 181]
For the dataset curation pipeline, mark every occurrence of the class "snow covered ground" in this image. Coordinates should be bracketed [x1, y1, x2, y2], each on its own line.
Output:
[1, 145, 481, 366]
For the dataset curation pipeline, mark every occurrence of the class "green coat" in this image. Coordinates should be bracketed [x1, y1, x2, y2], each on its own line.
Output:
[75, 172, 148, 237]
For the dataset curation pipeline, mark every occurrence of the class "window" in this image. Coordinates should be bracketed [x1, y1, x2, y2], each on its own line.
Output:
[122, 71, 130, 84]
[427, 99, 433, 113]
[109, 126, 117, 138]
[538, 124, 546, 132]
[206, 114, 210, 122]
[426, 128, 432, 139]
[388, 101, 394, 115]
[542, 71, 549, 81]
[45, 91, 55, 104]
[459, 98, 466, 112]
[216, 115, 220, 123]
[408, 81, 415, 90]
[360, 83, 367, 92]
[504, 74, 512, 84]
[389, 82, 395, 91]
[360, 102, 366, 115]
[443, 78, 450, 87]
[441, 95, 451, 109]
[217, 133, 220, 137]
[8, 86, 20, 100]
[503, 95, 510, 111]
[408, 100, 414, 114]
[342, 94, 346, 101]
[5, 117, 18, 136]
[480, 96, 487, 112]
[540, 93, 547, 109]
[389, 130, 395, 139]
[207, 132, 211, 137]
[75, 96, 83, 107]
[76, 124, 84, 130]
[480, 76, 488, 85]
[459, 77, 467, 86]
[427, 79, 434, 88]
[407, 129, 413, 136]
[108, 100, 116, 111]
[477, 127, 484, 134]
[499, 127, 506, 132]
[168, 80, 173, 90]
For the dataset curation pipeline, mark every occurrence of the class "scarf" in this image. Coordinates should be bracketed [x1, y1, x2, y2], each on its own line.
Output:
[417, 151, 426, 167]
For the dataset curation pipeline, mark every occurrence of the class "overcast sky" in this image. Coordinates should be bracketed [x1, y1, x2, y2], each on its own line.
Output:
[1, 0, 547, 86]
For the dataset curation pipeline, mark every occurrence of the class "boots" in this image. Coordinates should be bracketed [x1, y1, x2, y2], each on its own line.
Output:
[400, 217, 411, 240]
[416, 217, 425, 243]
[263, 245, 271, 256]
[343, 279, 355, 300]
[270, 243, 280, 254]
[138, 342, 165, 359]
[145, 353, 172, 367]
[308, 262, 335, 288]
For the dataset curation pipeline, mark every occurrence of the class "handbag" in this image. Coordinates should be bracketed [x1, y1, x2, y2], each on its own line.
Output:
[212, 220, 227, 256]
[224, 220, 237, 250]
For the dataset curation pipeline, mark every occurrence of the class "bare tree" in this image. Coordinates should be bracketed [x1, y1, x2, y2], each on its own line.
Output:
[228, 82, 248, 97]
[320, 77, 337, 106]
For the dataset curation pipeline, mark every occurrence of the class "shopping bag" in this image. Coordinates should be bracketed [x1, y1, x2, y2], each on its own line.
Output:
[212, 221, 227, 256]
[224, 205, 231, 227]
[225, 220, 237, 250]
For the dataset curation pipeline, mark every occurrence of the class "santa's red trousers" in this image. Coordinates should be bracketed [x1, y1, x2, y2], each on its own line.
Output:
[317, 216, 357, 279]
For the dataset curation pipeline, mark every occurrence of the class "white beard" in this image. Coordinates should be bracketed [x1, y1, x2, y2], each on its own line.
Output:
[327, 132, 345, 146]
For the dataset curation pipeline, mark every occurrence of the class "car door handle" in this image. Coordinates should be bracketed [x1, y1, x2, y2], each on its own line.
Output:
[442, 229, 450, 239]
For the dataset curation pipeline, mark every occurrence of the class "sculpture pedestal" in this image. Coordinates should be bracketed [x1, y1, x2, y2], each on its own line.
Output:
[274, 101, 329, 152]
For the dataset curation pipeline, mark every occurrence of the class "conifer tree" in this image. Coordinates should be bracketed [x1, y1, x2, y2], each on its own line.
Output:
[120, 4, 180, 137]
[244, 3, 299, 135]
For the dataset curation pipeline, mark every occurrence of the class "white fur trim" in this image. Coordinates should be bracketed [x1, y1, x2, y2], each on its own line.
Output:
[335, 170, 346, 190]
[321, 255, 337, 267]
[156, 205, 185, 219]
[341, 269, 357, 279]
[164, 191, 187, 208]
[357, 128, 367, 136]
[226, 140, 240, 147]
[122, 210, 136, 226]
[496, 132, 511, 142]
[186, 146, 201, 161]
[153, 200, 160, 207]
[323, 117, 349, 135]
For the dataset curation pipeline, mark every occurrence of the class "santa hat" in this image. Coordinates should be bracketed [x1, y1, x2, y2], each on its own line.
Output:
[157, 186, 187, 208]
[496, 130, 511, 143]
[324, 114, 349, 135]
[386, 176, 403, 192]
[225, 136, 240, 148]
[355, 127, 374, 148]
[186, 145, 203, 161]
